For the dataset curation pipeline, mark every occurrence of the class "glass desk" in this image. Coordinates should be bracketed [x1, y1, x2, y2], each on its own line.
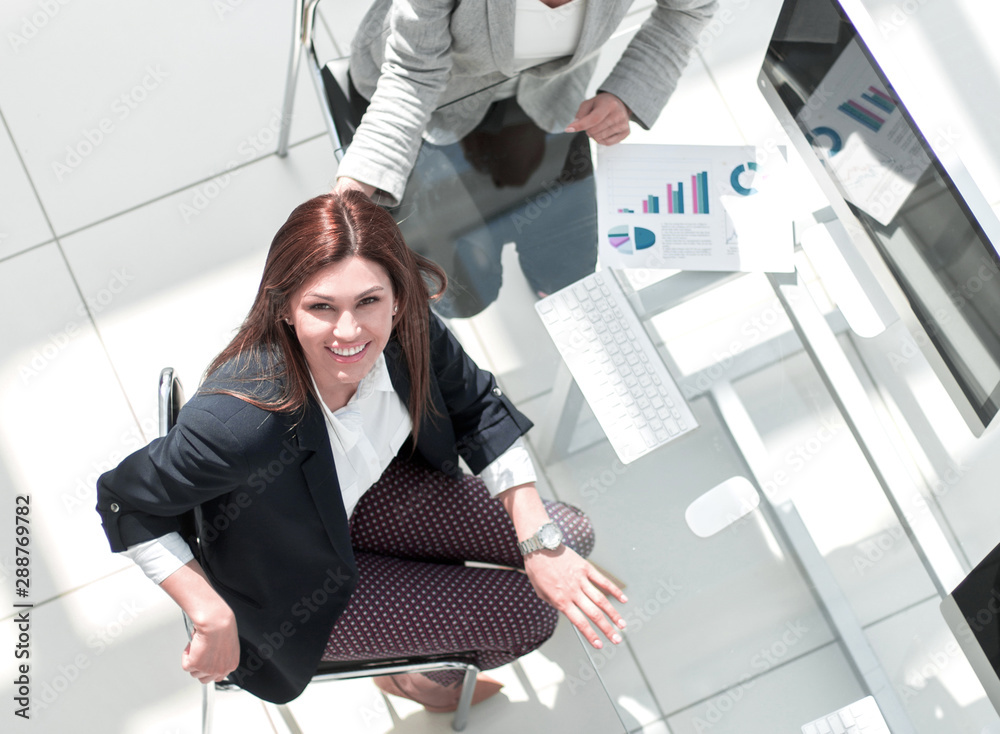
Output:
[534, 257, 1000, 733]
[367, 104, 1000, 733]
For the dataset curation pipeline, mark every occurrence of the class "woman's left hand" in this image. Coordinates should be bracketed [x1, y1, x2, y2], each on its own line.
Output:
[565, 92, 632, 145]
[522, 545, 628, 649]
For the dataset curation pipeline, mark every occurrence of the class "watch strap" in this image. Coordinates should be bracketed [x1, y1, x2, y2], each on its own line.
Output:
[517, 535, 543, 555]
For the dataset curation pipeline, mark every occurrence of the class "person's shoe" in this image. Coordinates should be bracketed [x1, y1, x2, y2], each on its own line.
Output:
[373, 672, 504, 713]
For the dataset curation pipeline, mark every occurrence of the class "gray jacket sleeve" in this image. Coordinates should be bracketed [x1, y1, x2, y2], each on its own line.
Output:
[336, 0, 454, 206]
[598, 0, 719, 129]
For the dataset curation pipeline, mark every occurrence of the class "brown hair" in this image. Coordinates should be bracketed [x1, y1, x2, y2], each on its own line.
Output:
[206, 191, 446, 438]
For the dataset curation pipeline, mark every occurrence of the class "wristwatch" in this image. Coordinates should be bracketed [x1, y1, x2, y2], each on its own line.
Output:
[517, 522, 564, 555]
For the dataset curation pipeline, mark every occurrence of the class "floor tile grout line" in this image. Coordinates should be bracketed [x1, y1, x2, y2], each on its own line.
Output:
[0, 564, 142, 623]
[43, 131, 329, 244]
[653, 592, 940, 726]
[0, 131, 328, 270]
[316, 7, 343, 59]
[657, 637, 843, 722]
[861, 593, 941, 631]
[0, 103, 60, 251]
[618, 634, 669, 726]
[0, 237, 55, 266]
[0, 103, 147, 431]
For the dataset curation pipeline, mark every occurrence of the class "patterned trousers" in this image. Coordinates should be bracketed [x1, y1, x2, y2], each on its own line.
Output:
[321, 456, 595, 683]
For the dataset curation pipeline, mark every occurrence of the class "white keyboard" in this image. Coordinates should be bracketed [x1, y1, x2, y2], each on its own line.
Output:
[535, 271, 697, 464]
[801, 696, 891, 734]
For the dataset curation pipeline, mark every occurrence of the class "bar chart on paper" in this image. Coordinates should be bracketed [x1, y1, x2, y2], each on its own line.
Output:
[608, 164, 712, 217]
[596, 144, 795, 272]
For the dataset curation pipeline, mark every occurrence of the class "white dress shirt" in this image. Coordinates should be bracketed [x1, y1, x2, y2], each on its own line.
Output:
[123, 354, 536, 583]
[513, 0, 587, 72]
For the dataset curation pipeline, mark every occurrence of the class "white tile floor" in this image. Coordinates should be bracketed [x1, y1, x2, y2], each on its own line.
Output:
[5, 0, 1000, 733]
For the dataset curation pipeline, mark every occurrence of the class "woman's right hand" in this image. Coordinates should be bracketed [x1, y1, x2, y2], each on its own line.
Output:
[332, 176, 377, 200]
[160, 559, 241, 684]
[182, 605, 241, 684]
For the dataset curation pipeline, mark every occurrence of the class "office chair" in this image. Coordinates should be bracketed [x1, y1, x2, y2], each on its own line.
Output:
[277, 0, 359, 162]
[157, 367, 482, 733]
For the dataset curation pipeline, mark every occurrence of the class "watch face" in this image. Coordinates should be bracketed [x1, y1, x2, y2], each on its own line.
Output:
[539, 523, 563, 549]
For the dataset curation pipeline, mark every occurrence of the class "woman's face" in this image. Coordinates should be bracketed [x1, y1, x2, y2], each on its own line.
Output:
[286, 256, 397, 409]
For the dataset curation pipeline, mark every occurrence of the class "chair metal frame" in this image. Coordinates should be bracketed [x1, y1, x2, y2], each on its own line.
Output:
[157, 367, 481, 732]
[277, 0, 351, 161]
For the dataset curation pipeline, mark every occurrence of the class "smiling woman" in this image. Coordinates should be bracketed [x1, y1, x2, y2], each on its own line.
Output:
[96, 191, 628, 711]
[289, 257, 398, 412]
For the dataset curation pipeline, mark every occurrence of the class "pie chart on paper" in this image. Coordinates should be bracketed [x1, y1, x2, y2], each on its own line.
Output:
[608, 225, 656, 254]
[608, 225, 633, 253]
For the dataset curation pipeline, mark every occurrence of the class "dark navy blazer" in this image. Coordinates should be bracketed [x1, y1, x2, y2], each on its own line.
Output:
[96, 312, 533, 704]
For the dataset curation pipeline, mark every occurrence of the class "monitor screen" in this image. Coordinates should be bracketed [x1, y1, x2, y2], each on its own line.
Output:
[941, 542, 1000, 714]
[760, 0, 1000, 430]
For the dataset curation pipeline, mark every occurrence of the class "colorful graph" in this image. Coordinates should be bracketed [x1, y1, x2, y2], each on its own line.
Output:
[614, 172, 709, 215]
[608, 225, 655, 254]
[666, 182, 684, 213]
[608, 225, 632, 253]
[635, 227, 655, 249]
[838, 85, 895, 132]
[810, 126, 843, 156]
[665, 171, 710, 214]
[730, 162, 758, 196]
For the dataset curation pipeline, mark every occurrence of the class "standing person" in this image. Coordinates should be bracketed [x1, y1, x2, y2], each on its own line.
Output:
[331, 0, 718, 317]
[335, 0, 718, 204]
[96, 191, 626, 709]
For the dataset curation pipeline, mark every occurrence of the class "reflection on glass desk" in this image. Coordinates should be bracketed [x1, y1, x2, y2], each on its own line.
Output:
[390, 99, 598, 318]
[536, 265, 1000, 733]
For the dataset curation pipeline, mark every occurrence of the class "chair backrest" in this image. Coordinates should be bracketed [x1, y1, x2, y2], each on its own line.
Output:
[158, 367, 202, 558]
[158, 367, 185, 436]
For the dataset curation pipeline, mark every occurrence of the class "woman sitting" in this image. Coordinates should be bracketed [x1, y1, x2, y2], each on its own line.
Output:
[96, 191, 626, 710]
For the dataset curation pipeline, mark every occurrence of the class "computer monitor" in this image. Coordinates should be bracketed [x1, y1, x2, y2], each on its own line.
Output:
[758, 0, 1000, 436]
[940, 543, 1000, 714]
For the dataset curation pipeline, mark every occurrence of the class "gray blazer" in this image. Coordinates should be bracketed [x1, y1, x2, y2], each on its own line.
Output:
[338, 0, 718, 204]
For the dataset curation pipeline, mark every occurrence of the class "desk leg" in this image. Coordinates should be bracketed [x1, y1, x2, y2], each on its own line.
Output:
[534, 362, 585, 463]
